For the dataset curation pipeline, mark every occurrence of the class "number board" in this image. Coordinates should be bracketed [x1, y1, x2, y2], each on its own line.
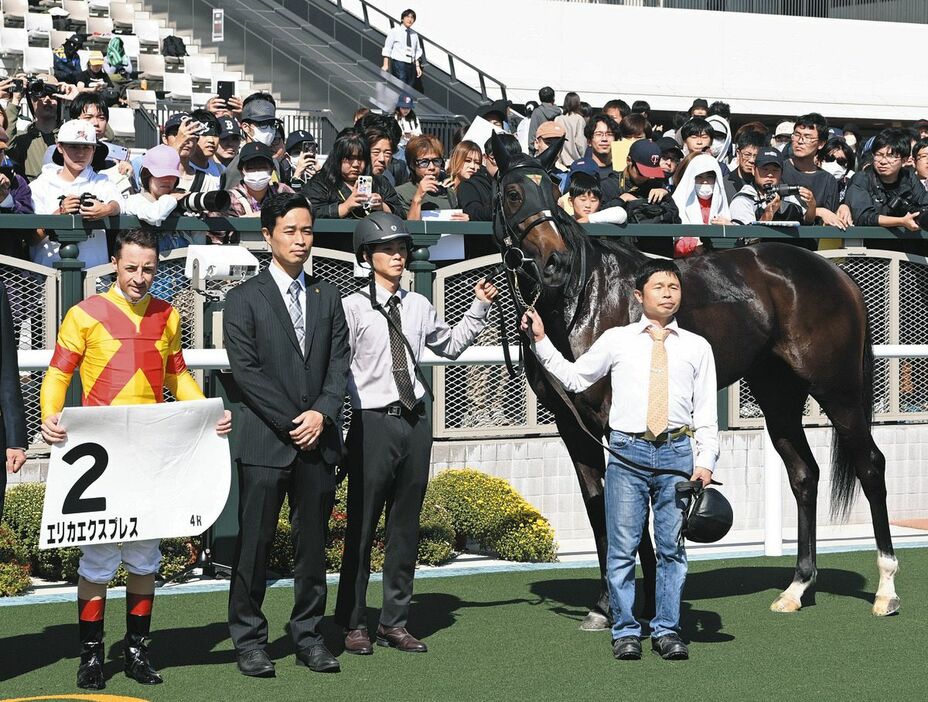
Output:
[39, 399, 231, 549]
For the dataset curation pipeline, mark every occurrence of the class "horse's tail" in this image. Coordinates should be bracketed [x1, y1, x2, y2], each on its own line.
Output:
[829, 310, 873, 521]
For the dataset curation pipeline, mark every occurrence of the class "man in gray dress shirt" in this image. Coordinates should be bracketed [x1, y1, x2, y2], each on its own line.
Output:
[335, 212, 497, 655]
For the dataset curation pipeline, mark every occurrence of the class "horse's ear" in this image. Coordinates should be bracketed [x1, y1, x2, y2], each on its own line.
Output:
[490, 132, 512, 174]
[537, 137, 565, 172]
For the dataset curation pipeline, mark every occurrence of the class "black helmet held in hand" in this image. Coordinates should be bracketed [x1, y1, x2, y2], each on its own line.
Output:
[352, 211, 412, 265]
[676, 481, 734, 543]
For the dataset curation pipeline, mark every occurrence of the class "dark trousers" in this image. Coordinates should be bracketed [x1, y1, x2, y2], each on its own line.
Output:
[228, 454, 335, 653]
[335, 407, 431, 630]
[390, 60, 415, 88]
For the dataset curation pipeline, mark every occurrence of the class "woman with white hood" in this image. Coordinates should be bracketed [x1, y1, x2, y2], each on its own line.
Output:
[671, 152, 731, 256]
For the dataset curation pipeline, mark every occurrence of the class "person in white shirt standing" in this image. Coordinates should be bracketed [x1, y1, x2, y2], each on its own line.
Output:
[381, 9, 423, 89]
[335, 212, 497, 655]
[31, 119, 123, 268]
[522, 258, 718, 662]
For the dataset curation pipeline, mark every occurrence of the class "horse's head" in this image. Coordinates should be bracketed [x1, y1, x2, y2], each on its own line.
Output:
[491, 133, 573, 289]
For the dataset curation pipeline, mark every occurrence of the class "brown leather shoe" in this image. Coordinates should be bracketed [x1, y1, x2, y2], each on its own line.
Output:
[376, 626, 427, 653]
[344, 629, 373, 655]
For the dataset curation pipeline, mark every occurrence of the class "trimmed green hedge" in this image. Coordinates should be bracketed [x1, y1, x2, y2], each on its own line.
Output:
[1, 468, 555, 595]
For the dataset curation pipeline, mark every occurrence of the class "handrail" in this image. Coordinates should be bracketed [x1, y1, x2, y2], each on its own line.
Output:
[329, 0, 507, 102]
[550, 0, 928, 25]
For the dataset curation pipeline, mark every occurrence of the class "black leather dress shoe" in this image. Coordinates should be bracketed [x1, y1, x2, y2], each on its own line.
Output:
[236, 649, 276, 677]
[124, 635, 164, 684]
[651, 633, 689, 660]
[296, 644, 341, 673]
[612, 636, 642, 660]
[77, 643, 106, 690]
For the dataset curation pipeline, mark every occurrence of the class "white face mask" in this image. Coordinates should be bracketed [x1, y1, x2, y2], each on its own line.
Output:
[250, 124, 276, 146]
[820, 160, 847, 180]
[710, 137, 726, 158]
[243, 170, 273, 189]
[773, 142, 787, 153]
[695, 182, 714, 199]
[844, 134, 857, 149]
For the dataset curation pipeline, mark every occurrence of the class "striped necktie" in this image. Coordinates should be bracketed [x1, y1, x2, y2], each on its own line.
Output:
[288, 279, 305, 351]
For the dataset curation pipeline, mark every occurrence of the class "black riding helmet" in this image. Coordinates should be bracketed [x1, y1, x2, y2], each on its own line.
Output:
[681, 485, 734, 543]
[352, 212, 413, 265]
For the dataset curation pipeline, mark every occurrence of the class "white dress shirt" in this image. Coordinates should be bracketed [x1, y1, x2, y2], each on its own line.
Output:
[268, 262, 306, 333]
[382, 25, 422, 63]
[535, 316, 719, 470]
[342, 282, 490, 409]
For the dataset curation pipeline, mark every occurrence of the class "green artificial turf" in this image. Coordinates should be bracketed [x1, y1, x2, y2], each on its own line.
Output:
[0, 548, 924, 701]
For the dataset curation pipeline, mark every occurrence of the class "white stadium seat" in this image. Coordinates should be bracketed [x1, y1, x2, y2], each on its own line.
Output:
[0, 27, 28, 56]
[88, 0, 111, 18]
[25, 13, 52, 47]
[184, 55, 212, 82]
[110, 4, 134, 33]
[163, 70, 192, 99]
[23, 46, 53, 74]
[120, 33, 140, 59]
[125, 88, 157, 110]
[2, 0, 28, 27]
[134, 19, 160, 51]
[108, 107, 135, 138]
[50, 29, 74, 51]
[137, 51, 164, 80]
[62, 1, 89, 29]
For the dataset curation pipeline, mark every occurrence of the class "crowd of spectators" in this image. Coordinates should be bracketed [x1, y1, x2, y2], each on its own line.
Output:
[3, 43, 928, 270]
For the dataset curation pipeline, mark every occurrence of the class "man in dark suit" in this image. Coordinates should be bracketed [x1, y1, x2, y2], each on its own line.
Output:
[224, 193, 350, 677]
[0, 280, 27, 519]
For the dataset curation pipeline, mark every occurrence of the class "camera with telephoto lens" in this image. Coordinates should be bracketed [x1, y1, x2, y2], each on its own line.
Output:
[178, 190, 231, 213]
[759, 183, 801, 204]
[886, 193, 928, 229]
[26, 76, 59, 99]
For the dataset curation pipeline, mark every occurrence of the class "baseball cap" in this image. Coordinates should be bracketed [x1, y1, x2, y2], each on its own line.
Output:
[163, 112, 191, 133]
[285, 129, 316, 153]
[141, 144, 181, 179]
[396, 93, 415, 109]
[535, 121, 566, 140]
[57, 118, 97, 145]
[774, 121, 795, 137]
[53, 119, 107, 165]
[87, 51, 104, 66]
[754, 148, 784, 169]
[629, 140, 664, 179]
[218, 117, 242, 139]
[238, 142, 275, 168]
[656, 136, 683, 158]
[241, 97, 276, 123]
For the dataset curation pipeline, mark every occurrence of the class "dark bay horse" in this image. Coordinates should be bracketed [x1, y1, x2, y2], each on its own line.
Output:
[490, 136, 900, 628]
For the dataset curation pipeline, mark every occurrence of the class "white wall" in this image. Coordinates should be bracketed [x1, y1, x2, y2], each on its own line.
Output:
[371, 0, 928, 121]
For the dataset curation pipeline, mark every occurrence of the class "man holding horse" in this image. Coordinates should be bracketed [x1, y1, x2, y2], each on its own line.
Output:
[522, 258, 718, 661]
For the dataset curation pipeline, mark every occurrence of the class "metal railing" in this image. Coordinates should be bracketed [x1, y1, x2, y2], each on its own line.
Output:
[5, 215, 928, 445]
[555, 0, 928, 24]
[328, 0, 508, 103]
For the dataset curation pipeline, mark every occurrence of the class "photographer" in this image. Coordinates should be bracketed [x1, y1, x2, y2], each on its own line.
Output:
[730, 148, 816, 226]
[282, 129, 318, 191]
[30, 119, 123, 268]
[844, 128, 928, 235]
[0, 127, 36, 259]
[395, 135, 467, 221]
[228, 143, 293, 216]
[0, 75, 26, 139]
[8, 76, 69, 181]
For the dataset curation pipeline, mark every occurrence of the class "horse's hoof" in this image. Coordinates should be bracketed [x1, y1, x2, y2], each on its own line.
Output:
[770, 594, 802, 613]
[872, 596, 900, 616]
[579, 611, 610, 631]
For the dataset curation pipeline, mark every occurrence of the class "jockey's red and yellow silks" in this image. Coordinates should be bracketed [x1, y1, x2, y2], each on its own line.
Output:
[41, 285, 204, 419]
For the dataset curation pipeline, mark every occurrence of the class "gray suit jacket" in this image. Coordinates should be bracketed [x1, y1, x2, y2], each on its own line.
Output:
[222, 268, 350, 468]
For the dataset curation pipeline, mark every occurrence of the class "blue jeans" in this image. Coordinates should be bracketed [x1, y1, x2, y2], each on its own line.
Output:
[605, 430, 691, 640]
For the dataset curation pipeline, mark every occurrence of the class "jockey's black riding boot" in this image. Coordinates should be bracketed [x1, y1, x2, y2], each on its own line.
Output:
[77, 599, 106, 690]
[124, 633, 163, 684]
[124, 593, 163, 685]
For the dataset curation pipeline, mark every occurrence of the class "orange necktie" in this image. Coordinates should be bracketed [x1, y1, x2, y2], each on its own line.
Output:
[646, 325, 669, 438]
